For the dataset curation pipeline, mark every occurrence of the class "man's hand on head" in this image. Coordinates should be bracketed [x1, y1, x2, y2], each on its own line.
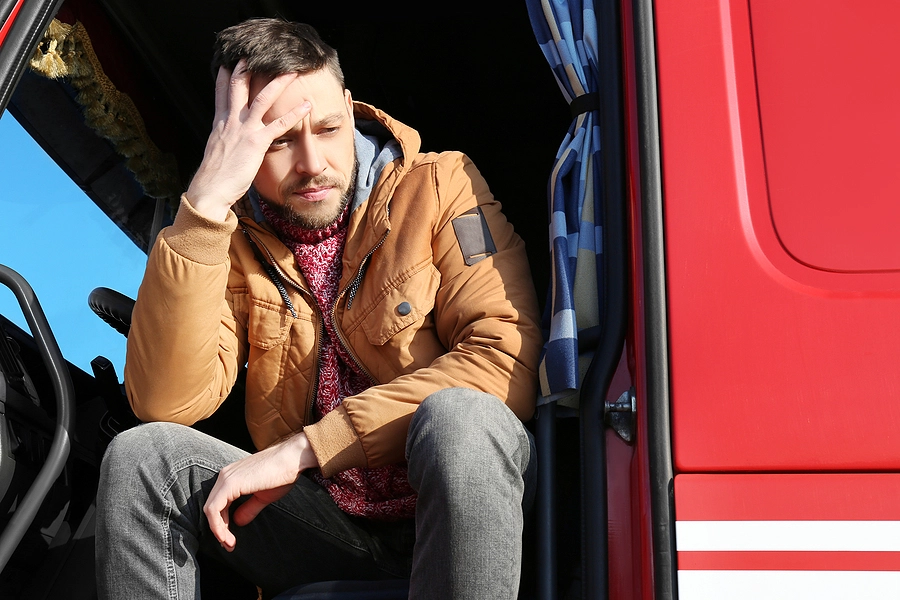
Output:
[185, 59, 311, 222]
[203, 431, 319, 552]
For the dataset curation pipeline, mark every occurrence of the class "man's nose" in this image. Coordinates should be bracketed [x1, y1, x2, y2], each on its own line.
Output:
[294, 133, 325, 177]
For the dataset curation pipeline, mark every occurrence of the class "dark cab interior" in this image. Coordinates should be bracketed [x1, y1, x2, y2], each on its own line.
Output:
[0, 1, 580, 598]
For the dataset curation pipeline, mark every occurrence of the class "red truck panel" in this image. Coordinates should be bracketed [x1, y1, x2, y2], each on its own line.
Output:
[656, 0, 900, 472]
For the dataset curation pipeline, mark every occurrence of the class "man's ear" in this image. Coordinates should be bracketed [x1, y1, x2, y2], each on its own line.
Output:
[345, 89, 354, 123]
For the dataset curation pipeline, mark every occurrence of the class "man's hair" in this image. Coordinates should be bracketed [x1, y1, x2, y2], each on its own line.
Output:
[211, 19, 344, 87]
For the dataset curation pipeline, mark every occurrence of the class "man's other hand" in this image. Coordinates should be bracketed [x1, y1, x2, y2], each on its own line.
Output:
[203, 431, 319, 551]
[186, 59, 311, 222]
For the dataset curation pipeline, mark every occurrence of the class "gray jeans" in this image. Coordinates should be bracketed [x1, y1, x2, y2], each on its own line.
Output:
[95, 388, 536, 599]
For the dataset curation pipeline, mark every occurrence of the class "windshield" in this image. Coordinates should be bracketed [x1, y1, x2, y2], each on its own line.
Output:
[0, 111, 147, 376]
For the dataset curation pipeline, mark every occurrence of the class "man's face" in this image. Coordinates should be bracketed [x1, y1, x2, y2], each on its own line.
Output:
[251, 68, 356, 229]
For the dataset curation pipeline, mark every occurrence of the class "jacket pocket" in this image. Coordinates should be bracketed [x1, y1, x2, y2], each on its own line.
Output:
[247, 300, 293, 350]
[361, 264, 440, 346]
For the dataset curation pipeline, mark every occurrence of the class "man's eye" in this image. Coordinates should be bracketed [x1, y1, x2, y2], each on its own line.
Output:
[270, 139, 289, 148]
[318, 127, 339, 136]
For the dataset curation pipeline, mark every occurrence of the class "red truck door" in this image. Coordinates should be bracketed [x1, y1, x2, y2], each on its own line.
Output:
[654, 0, 900, 596]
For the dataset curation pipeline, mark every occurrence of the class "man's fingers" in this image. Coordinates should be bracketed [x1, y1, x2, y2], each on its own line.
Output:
[203, 482, 235, 550]
[247, 71, 299, 122]
[211, 64, 310, 151]
[233, 495, 267, 527]
[219, 507, 236, 551]
[227, 59, 252, 115]
[233, 481, 295, 527]
[264, 101, 311, 138]
[213, 66, 231, 118]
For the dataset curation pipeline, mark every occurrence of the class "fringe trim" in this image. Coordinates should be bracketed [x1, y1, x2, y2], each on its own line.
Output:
[28, 19, 181, 203]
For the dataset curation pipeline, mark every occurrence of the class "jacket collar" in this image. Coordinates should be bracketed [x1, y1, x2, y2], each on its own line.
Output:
[346, 102, 421, 239]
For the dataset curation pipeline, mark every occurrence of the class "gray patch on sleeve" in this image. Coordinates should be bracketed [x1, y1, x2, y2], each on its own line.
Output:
[451, 207, 497, 266]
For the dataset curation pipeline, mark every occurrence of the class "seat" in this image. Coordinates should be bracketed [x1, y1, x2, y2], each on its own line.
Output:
[88, 287, 135, 337]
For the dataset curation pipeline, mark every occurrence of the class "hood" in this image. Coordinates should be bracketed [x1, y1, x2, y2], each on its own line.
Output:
[350, 101, 421, 218]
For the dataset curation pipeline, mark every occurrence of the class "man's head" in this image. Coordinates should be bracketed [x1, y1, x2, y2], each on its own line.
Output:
[214, 19, 356, 230]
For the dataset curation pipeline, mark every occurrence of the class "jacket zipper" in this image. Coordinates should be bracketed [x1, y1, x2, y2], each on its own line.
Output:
[331, 229, 391, 385]
[331, 229, 390, 384]
[309, 321, 324, 424]
[243, 227, 308, 296]
[345, 230, 389, 310]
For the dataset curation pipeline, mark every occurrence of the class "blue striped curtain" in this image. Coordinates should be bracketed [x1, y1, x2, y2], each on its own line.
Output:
[526, 0, 602, 404]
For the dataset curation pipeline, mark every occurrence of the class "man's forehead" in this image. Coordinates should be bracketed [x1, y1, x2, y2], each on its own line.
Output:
[249, 68, 343, 98]
[248, 70, 347, 127]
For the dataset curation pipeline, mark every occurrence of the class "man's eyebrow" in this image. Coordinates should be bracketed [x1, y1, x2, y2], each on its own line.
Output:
[311, 111, 346, 128]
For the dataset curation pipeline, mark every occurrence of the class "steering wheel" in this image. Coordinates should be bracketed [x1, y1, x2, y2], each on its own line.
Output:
[0, 265, 74, 572]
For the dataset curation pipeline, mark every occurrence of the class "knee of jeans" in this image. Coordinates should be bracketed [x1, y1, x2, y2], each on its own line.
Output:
[406, 388, 524, 475]
[101, 421, 188, 479]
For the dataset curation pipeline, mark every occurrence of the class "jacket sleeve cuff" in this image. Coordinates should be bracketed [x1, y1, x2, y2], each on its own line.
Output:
[162, 195, 239, 265]
[304, 405, 368, 478]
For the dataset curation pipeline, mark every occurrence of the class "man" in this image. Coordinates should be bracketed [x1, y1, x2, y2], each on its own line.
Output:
[96, 18, 541, 599]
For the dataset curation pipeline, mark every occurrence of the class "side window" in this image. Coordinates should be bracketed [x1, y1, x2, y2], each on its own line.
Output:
[0, 113, 146, 375]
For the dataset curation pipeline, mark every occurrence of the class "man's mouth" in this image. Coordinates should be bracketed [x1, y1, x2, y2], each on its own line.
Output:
[291, 186, 333, 202]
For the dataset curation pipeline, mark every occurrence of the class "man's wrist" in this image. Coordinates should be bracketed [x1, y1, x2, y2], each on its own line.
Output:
[289, 431, 320, 472]
[183, 188, 233, 223]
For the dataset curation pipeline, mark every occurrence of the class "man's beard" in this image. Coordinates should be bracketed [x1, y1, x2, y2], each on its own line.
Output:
[266, 162, 359, 230]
